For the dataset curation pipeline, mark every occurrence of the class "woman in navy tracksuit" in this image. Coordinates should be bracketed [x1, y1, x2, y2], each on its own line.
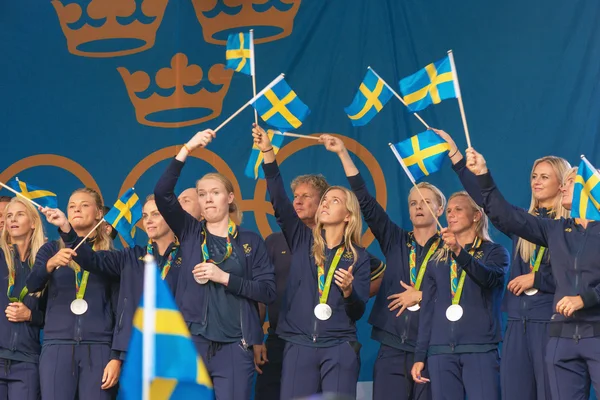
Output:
[436, 129, 570, 400]
[153, 129, 276, 399]
[28, 188, 120, 400]
[41, 194, 181, 363]
[321, 134, 445, 400]
[465, 148, 600, 400]
[411, 190, 509, 400]
[0, 198, 47, 400]
[252, 125, 370, 399]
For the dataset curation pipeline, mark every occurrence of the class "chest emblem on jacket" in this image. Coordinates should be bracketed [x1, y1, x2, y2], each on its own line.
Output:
[243, 244, 252, 255]
[565, 228, 572, 232]
[474, 251, 484, 260]
[342, 251, 354, 261]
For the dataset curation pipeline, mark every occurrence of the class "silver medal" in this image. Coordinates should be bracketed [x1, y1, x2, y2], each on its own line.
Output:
[70, 299, 88, 315]
[524, 288, 539, 296]
[446, 304, 463, 321]
[314, 304, 333, 321]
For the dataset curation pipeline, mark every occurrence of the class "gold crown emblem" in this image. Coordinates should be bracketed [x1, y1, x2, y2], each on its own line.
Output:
[117, 53, 234, 128]
[243, 244, 252, 254]
[52, 0, 169, 58]
[191, 0, 302, 45]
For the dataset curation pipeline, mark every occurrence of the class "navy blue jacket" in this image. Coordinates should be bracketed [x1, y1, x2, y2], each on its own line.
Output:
[347, 172, 438, 351]
[154, 158, 276, 347]
[415, 240, 509, 363]
[59, 227, 181, 354]
[478, 171, 600, 334]
[27, 241, 115, 343]
[263, 161, 370, 346]
[0, 247, 46, 363]
[453, 158, 556, 321]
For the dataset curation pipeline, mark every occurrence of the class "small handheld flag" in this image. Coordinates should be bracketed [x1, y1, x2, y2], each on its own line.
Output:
[120, 255, 213, 400]
[104, 188, 142, 247]
[390, 130, 450, 182]
[7, 178, 57, 208]
[244, 130, 285, 180]
[344, 69, 393, 126]
[571, 155, 600, 220]
[225, 31, 254, 76]
[250, 77, 310, 130]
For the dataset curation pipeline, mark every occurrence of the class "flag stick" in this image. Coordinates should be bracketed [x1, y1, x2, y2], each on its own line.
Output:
[72, 219, 105, 252]
[273, 131, 320, 140]
[447, 50, 472, 148]
[0, 181, 43, 208]
[250, 30, 258, 127]
[213, 74, 285, 133]
[142, 254, 157, 400]
[389, 143, 443, 230]
[369, 67, 430, 130]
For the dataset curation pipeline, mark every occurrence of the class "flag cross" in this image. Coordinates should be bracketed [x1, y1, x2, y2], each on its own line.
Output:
[403, 136, 450, 176]
[575, 174, 600, 216]
[226, 33, 250, 72]
[261, 90, 301, 128]
[348, 80, 386, 121]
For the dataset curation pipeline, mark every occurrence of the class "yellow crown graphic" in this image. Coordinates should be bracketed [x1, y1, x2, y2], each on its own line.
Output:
[191, 0, 302, 45]
[117, 53, 234, 128]
[52, 0, 169, 58]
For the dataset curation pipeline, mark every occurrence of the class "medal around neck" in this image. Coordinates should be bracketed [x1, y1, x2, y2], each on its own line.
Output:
[195, 276, 209, 285]
[70, 299, 88, 315]
[314, 304, 332, 321]
[524, 288, 539, 296]
[446, 304, 463, 321]
[407, 304, 421, 312]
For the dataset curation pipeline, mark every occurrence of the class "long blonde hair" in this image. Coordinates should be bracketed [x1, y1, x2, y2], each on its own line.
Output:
[516, 156, 571, 262]
[0, 197, 46, 277]
[311, 186, 362, 268]
[59, 188, 113, 270]
[196, 173, 243, 225]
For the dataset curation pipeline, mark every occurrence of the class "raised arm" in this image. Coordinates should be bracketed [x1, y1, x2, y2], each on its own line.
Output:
[253, 124, 311, 251]
[454, 243, 509, 289]
[466, 148, 550, 247]
[154, 129, 216, 239]
[320, 134, 404, 254]
[27, 242, 60, 292]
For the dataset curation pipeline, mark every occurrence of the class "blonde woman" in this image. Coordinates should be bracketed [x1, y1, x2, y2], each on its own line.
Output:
[411, 192, 509, 400]
[153, 129, 276, 399]
[252, 124, 370, 399]
[0, 198, 46, 400]
[436, 129, 570, 399]
[29, 188, 120, 400]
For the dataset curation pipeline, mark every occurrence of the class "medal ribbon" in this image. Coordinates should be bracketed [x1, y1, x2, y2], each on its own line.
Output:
[147, 238, 180, 280]
[450, 237, 483, 305]
[409, 237, 441, 291]
[529, 246, 546, 273]
[201, 219, 237, 264]
[74, 244, 95, 301]
[7, 247, 31, 302]
[317, 247, 344, 304]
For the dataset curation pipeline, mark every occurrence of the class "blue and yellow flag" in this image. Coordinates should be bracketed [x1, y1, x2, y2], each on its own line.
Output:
[572, 157, 600, 220]
[251, 78, 310, 130]
[225, 31, 254, 76]
[344, 69, 393, 126]
[120, 257, 213, 400]
[104, 188, 142, 247]
[391, 130, 450, 181]
[244, 130, 285, 180]
[8, 178, 57, 208]
[399, 55, 458, 112]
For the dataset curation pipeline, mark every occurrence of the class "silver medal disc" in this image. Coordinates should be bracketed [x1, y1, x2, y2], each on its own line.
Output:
[70, 299, 88, 315]
[314, 304, 333, 321]
[407, 304, 421, 312]
[195, 276, 208, 284]
[524, 288, 539, 296]
[446, 304, 463, 322]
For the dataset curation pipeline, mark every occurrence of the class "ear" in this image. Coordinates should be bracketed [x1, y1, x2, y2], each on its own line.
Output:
[474, 210, 483, 223]
[436, 205, 444, 218]
[227, 192, 235, 205]
[343, 211, 351, 223]
[95, 207, 103, 221]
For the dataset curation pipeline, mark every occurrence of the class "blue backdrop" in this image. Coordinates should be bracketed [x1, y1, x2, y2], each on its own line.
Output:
[2, 0, 600, 391]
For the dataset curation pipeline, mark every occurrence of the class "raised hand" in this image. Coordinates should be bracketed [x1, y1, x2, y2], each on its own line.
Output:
[251, 123, 273, 152]
[319, 134, 347, 154]
[465, 148, 488, 176]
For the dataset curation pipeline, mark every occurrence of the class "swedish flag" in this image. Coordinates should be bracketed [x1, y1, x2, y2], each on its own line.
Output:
[244, 130, 285, 180]
[391, 130, 450, 181]
[120, 256, 213, 400]
[104, 188, 142, 247]
[399, 55, 457, 112]
[344, 69, 393, 126]
[225, 31, 253, 76]
[572, 156, 600, 220]
[251, 78, 310, 130]
[8, 178, 57, 208]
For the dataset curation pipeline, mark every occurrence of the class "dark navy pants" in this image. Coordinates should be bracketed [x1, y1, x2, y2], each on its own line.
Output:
[501, 320, 550, 400]
[191, 335, 255, 400]
[546, 336, 600, 400]
[428, 350, 500, 400]
[0, 359, 39, 400]
[254, 334, 285, 400]
[39, 343, 116, 400]
[280, 341, 359, 400]
[373, 344, 430, 400]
